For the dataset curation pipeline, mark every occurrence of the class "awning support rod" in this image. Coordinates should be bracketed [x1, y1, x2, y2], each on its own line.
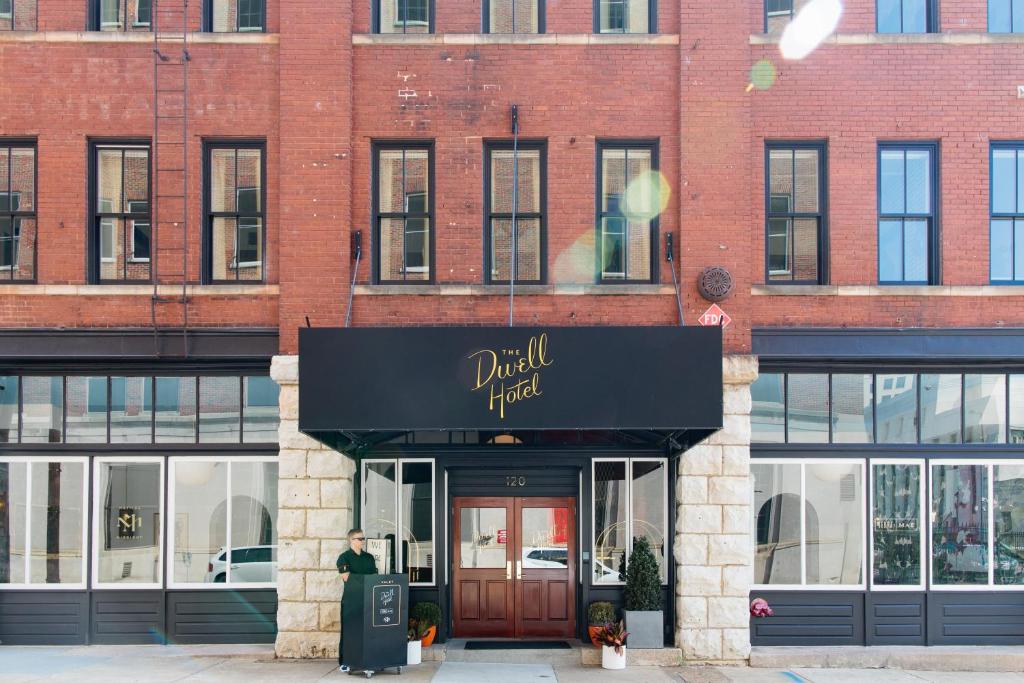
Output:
[509, 104, 519, 327]
[345, 230, 362, 328]
[666, 233, 684, 326]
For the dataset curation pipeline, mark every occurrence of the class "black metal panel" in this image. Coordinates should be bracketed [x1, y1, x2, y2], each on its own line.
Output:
[753, 327, 1024, 364]
[166, 590, 277, 644]
[927, 592, 1024, 645]
[866, 592, 925, 645]
[448, 465, 578, 497]
[750, 591, 864, 645]
[0, 591, 89, 645]
[90, 591, 165, 644]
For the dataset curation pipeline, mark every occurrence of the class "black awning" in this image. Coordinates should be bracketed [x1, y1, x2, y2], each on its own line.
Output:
[298, 326, 723, 456]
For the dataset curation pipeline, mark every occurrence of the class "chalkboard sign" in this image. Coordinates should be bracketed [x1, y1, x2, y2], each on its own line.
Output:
[372, 583, 401, 628]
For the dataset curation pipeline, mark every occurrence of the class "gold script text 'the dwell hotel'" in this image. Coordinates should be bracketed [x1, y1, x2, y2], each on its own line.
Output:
[467, 333, 554, 419]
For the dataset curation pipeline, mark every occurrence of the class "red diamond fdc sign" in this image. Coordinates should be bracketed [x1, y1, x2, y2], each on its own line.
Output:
[697, 304, 732, 328]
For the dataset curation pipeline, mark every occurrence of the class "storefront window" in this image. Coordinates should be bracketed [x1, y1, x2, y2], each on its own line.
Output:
[0, 461, 27, 584]
[94, 459, 163, 586]
[752, 462, 801, 585]
[593, 460, 626, 583]
[787, 374, 828, 443]
[21, 376, 62, 443]
[28, 461, 87, 584]
[871, 462, 923, 587]
[920, 374, 961, 444]
[155, 376, 196, 443]
[230, 460, 278, 584]
[199, 376, 241, 443]
[964, 374, 1006, 444]
[994, 464, 1024, 585]
[751, 373, 785, 443]
[932, 464, 988, 586]
[831, 374, 873, 443]
[632, 460, 667, 581]
[242, 376, 279, 443]
[1011, 376, 1024, 444]
[459, 507, 506, 569]
[110, 376, 152, 443]
[361, 459, 434, 585]
[0, 376, 18, 443]
[876, 374, 917, 443]
[171, 460, 228, 584]
[65, 376, 108, 443]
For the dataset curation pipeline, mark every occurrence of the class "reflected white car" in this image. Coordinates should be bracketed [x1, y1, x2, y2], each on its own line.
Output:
[522, 547, 568, 568]
[205, 545, 277, 583]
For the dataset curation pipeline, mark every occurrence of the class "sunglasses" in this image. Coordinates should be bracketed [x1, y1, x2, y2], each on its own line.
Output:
[352, 537, 365, 541]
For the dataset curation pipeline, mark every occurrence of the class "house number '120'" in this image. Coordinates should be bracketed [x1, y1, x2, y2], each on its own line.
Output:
[506, 476, 527, 487]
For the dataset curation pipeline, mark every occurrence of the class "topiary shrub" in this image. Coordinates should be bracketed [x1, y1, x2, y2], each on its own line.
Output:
[624, 536, 662, 612]
[410, 601, 442, 628]
[587, 601, 617, 625]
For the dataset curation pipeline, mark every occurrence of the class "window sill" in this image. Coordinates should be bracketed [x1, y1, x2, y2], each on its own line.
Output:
[353, 33, 679, 46]
[0, 283, 280, 295]
[354, 283, 676, 295]
[0, 31, 278, 44]
[752, 284, 1024, 296]
[751, 32, 1024, 45]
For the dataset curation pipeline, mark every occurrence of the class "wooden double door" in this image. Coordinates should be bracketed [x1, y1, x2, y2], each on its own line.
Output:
[452, 496, 576, 639]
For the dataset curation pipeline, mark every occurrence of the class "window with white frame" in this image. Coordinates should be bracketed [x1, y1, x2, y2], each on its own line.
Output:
[752, 459, 866, 588]
[92, 457, 164, 588]
[592, 458, 667, 584]
[168, 457, 278, 587]
[870, 460, 926, 589]
[0, 457, 88, 588]
[361, 459, 435, 585]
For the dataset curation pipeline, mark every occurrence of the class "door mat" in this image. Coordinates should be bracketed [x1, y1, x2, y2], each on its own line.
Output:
[464, 641, 572, 650]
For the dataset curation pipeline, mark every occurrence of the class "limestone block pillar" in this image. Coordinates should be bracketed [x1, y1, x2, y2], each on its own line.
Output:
[674, 355, 756, 663]
[272, 354, 355, 659]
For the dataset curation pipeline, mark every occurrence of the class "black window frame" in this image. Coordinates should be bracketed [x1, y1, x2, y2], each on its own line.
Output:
[202, 140, 267, 284]
[89, 0, 153, 31]
[990, 141, 1024, 283]
[595, 139, 660, 284]
[88, 139, 153, 284]
[0, 139, 37, 283]
[483, 139, 547, 285]
[763, 0, 794, 31]
[203, 0, 266, 32]
[877, 141, 940, 286]
[371, 140, 436, 285]
[988, 0, 1023, 32]
[593, 0, 656, 34]
[482, 0, 546, 33]
[876, 0, 939, 33]
[372, 0, 434, 33]
[764, 140, 829, 285]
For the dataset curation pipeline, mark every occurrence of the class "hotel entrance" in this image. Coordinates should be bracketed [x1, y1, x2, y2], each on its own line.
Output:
[452, 495, 576, 639]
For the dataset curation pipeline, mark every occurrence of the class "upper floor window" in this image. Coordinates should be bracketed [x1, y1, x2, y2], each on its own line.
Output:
[596, 0, 654, 33]
[90, 0, 151, 31]
[877, 0, 937, 32]
[765, 0, 794, 32]
[485, 0, 543, 33]
[90, 143, 151, 283]
[204, 142, 265, 283]
[989, 0, 1023, 31]
[373, 142, 433, 284]
[206, 0, 264, 32]
[765, 142, 827, 284]
[0, 0, 35, 30]
[0, 142, 37, 282]
[484, 141, 546, 284]
[991, 143, 1024, 283]
[878, 143, 938, 285]
[375, 0, 432, 33]
[597, 141, 658, 283]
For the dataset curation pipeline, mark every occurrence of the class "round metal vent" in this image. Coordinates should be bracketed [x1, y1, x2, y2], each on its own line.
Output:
[698, 266, 734, 302]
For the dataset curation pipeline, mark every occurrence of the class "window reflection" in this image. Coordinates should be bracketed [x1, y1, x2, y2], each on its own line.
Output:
[229, 461, 278, 583]
[96, 461, 162, 585]
[932, 464, 988, 585]
[995, 465, 1024, 585]
[787, 374, 828, 443]
[0, 462, 27, 583]
[632, 460, 666, 581]
[753, 462, 801, 584]
[751, 373, 785, 443]
[111, 377, 152, 443]
[65, 376, 108, 444]
[876, 374, 917, 443]
[0, 376, 17, 443]
[173, 461, 227, 584]
[806, 463, 863, 585]
[920, 374, 961, 444]
[594, 460, 626, 582]
[964, 374, 1006, 444]
[831, 374, 873, 443]
[872, 463, 922, 586]
[155, 376, 196, 443]
[21, 377, 62, 443]
[401, 462, 433, 583]
[460, 507, 507, 569]
[521, 507, 568, 568]
[363, 462, 397, 574]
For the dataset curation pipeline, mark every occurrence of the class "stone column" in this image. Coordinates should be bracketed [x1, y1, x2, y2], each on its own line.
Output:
[272, 355, 355, 659]
[674, 355, 756, 663]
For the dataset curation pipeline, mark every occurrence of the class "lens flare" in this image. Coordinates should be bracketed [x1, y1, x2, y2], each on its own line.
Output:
[779, 0, 842, 60]
[749, 59, 777, 91]
[623, 171, 671, 223]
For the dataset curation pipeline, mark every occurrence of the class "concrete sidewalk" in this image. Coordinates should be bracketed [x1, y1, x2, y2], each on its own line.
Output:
[0, 646, 1022, 682]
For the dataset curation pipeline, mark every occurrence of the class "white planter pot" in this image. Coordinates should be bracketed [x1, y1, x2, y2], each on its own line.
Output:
[601, 644, 626, 670]
[407, 639, 422, 665]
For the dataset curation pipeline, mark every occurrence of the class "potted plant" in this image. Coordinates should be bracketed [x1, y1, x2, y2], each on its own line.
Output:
[595, 620, 628, 670]
[622, 536, 663, 649]
[410, 601, 441, 647]
[587, 601, 616, 647]
[407, 620, 429, 665]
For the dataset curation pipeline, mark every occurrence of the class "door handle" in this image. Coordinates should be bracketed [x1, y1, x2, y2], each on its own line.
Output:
[516, 560, 522, 579]
[506, 561, 512, 580]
